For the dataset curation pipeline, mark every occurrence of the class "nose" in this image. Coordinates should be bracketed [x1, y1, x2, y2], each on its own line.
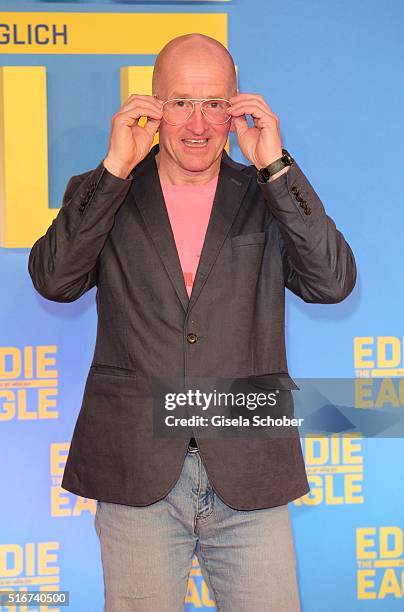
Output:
[186, 102, 209, 134]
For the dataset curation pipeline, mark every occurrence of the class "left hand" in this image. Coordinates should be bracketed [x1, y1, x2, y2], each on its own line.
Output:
[227, 93, 283, 169]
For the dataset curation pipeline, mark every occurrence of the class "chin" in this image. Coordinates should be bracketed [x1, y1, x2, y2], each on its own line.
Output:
[177, 149, 222, 173]
[180, 158, 214, 172]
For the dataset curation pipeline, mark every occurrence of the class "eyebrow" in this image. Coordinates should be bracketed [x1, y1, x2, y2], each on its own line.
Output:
[170, 92, 226, 99]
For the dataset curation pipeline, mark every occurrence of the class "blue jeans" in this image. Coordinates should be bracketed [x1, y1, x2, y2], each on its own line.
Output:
[94, 449, 301, 611]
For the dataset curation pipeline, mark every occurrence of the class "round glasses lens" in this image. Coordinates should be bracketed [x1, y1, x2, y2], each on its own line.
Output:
[201, 99, 231, 124]
[163, 100, 194, 125]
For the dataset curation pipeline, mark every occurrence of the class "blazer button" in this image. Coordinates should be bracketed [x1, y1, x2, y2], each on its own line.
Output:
[187, 333, 198, 344]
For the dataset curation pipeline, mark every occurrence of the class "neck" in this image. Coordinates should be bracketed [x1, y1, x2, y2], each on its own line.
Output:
[155, 150, 221, 186]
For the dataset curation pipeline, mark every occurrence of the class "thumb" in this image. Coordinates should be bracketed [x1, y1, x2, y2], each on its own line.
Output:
[233, 114, 249, 137]
[143, 117, 161, 138]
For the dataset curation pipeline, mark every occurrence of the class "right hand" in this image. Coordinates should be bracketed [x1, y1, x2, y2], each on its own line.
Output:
[103, 94, 164, 178]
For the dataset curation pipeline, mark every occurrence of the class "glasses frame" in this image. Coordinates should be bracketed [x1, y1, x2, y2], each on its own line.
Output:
[160, 98, 232, 126]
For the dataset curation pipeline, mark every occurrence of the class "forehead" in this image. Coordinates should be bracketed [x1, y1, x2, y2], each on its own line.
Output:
[158, 54, 234, 97]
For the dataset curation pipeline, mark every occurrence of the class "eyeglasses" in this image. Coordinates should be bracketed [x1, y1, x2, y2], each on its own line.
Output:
[160, 98, 232, 126]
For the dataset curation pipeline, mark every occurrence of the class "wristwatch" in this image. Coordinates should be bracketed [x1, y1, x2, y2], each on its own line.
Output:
[257, 149, 294, 183]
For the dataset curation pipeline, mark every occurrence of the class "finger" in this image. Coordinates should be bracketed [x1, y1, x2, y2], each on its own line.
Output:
[121, 95, 163, 113]
[253, 116, 280, 131]
[142, 116, 161, 137]
[114, 106, 163, 126]
[229, 93, 269, 105]
[120, 101, 164, 117]
[229, 94, 274, 114]
[152, 94, 165, 105]
[124, 93, 163, 105]
[228, 104, 278, 124]
[228, 100, 275, 116]
[232, 114, 250, 136]
[230, 92, 265, 99]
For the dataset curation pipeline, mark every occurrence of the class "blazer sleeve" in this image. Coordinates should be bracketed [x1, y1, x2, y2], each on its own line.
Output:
[28, 162, 133, 303]
[258, 161, 357, 303]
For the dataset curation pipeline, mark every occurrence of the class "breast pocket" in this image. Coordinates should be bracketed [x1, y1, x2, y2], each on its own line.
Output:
[229, 232, 267, 296]
[90, 363, 137, 379]
[231, 231, 266, 248]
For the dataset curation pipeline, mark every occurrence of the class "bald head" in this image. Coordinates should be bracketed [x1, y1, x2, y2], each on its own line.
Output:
[152, 33, 237, 99]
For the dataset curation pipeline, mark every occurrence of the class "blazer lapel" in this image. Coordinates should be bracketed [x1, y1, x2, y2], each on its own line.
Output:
[188, 151, 252, 311]
[131, 145, 252, 314]
[132, 146, 190, 312]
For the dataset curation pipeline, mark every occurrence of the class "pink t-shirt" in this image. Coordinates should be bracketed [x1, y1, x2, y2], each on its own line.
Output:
[160, 175, 218, 297]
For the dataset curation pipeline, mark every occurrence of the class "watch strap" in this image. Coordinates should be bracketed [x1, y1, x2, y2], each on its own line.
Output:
[257, 149, 294, 183]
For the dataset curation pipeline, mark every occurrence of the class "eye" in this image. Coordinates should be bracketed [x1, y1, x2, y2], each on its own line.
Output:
[175, 100, 186, 108]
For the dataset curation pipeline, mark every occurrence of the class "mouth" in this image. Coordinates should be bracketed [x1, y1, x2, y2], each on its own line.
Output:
[182, 139, 209, 149]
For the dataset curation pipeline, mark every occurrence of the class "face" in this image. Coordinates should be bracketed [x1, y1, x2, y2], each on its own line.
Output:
[155, 50, 236, 178]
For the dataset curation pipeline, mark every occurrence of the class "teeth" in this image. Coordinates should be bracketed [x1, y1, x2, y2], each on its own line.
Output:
[183, 139, 208, 147]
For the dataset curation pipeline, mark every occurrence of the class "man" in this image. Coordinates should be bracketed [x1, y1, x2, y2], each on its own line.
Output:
[28, 33, 356, 611]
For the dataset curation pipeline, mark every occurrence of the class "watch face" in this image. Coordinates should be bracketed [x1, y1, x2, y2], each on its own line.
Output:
[282, 149, 293, 165]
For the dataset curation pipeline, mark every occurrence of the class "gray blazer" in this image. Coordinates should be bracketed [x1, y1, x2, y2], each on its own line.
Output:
[28, 144, 356, 510]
